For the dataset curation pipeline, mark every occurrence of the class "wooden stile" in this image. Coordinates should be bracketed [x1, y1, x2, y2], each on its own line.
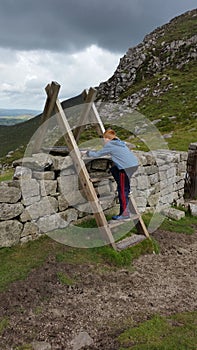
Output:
[35, 81, 150, 250]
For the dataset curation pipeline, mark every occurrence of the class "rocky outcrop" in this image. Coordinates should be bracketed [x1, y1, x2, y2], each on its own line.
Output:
[97, 9, 197, 107]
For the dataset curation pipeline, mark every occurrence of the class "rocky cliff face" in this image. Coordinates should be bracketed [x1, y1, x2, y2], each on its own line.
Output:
[97, 9, 197, 108]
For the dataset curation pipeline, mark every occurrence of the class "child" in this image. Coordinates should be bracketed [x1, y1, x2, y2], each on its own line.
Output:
[86, 129, 138, 220]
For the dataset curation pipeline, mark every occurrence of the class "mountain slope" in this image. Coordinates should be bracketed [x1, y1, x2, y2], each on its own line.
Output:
[96, 9, 197, 150]
[0, 93, 84, 159]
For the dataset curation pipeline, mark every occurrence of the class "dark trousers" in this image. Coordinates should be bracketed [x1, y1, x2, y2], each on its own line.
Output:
[110, 165, 138, 215]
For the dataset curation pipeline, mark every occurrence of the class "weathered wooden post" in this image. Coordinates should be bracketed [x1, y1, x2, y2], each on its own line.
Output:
[185, 143, 197, 198]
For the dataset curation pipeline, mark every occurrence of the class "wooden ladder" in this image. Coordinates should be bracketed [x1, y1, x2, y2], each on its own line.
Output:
[34, 81, 150, 251]
[108, 193, 150, 250]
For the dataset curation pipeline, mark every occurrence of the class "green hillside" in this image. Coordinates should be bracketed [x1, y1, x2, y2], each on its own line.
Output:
[0, 114, 41, 159]
[97, 9, 197, 151]
[0, 92, 84, 161]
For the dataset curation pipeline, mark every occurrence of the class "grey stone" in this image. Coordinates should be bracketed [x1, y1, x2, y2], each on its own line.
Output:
[13, 153, 53, 171]
[51, 155, 73, 171]
[162, 207, 185, 220]
[22, 195, 41, 206]
[70, 331, 94, 350]
[60, 208, 78, 223]
[32, 171, 55, 180]
[136, 175, 150, 190]
[37, 213, 68, 233]
[0, 202, 24, 220]
[13, 166, 32, 180]
[57, 175, 85, 205]
[21, 221, 40, 238]
[0, 220, 23, 247]
[58, 194, 69, 211]
[31, 341, 51, 350]
[188, 201, 197, 216]
[23, 197, 58, 220]
[20, 179, 40, 205]
[20, 209, 31, 222]
[60, 166, 75, 176]
[99, 195, 115, 210]
[96, 183, 111, 196]
[40, 180, 57, 196]
[0, 184, 21, 203]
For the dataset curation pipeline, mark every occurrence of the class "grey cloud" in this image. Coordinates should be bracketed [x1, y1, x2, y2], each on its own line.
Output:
[0, 0, 196, 53]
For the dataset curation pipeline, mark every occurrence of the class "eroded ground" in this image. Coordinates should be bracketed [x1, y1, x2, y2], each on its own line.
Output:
[0, 230, 197, 350]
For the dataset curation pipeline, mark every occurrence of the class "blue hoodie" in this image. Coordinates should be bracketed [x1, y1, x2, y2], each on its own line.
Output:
[88, 139, 138, 170]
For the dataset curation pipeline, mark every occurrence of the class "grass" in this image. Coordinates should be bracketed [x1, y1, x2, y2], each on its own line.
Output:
[142, 209, 197, 235]
[0, 206, 196, 292]
[15, 345, 33, 350]
[0, 168, 14, 182]
[0, 236, 63, 292]
[0, 317, 9, 334]
[118, 312, 197, 350]
[0, 228, 155, 292]
[118, 312, 197, 349]
[56, 271, 75, 286]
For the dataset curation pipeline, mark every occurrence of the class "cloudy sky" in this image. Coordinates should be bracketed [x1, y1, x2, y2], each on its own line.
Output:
[0, 0, 196, 110]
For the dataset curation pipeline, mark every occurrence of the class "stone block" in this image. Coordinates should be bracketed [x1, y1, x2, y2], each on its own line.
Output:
[96, 183, 111, 196]
[0, 184, 21, 203]
[21, 221, 40, 238]
[0, 220, 23, 247]
[59, 208, 78, 223]
[135, 196, 147, 210]
[149, 173, 159, 185]
[40, 180, 57, 196]
[37, 213, 68, 233]
[99, 194, 115, 210]
[188, 201, 197, 216]
[144, 165, 158, 175]
[20, 179, 40, 205]
[136, 175, 150, 190]
[57, 175, 85, 205]
[60, 167, 75, 176]
[51, 155, 73, 171]
[0, 202, 24, 220]
[32, 171, 55, 180]
[13, 153, 53, 171]
[13, 166, 32, 180]
[162, 207, 185, 220]
[22, 195, 41, 206]
[147, 193, 160, 207]
[23, 197, 58, 220]
[58, 195, 69, 211]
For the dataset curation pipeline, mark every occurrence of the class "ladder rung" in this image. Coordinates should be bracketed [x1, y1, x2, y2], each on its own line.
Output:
[108, 215, 139, 228]
[116, 234, 146, 250]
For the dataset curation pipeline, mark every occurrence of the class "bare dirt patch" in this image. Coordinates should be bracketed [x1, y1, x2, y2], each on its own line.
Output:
[0, 230, 197, 350]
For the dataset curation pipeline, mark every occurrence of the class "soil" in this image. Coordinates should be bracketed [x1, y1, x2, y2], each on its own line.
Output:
[0, 229, 197, 350]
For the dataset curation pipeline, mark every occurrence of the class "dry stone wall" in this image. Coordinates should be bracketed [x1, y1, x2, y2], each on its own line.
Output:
[0, 150, 187, 248]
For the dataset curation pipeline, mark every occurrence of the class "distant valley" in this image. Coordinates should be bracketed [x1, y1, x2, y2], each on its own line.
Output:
[0, 108, 40, 125]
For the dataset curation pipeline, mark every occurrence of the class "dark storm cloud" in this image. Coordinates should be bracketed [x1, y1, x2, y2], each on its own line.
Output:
[0, 0, 196, 53]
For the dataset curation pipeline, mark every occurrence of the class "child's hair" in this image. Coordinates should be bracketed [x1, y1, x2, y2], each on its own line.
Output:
[103, 129, 117, 140]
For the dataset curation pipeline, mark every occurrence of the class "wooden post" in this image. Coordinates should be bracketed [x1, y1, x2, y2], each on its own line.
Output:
[34, 82, 60, 153]
[129, 194, 150, 238]
[53, 97, 116, 249]
[73, 87, 105, 143]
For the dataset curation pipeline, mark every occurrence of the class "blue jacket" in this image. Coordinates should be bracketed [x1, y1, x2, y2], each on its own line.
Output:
[88, 139, 138, 170]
